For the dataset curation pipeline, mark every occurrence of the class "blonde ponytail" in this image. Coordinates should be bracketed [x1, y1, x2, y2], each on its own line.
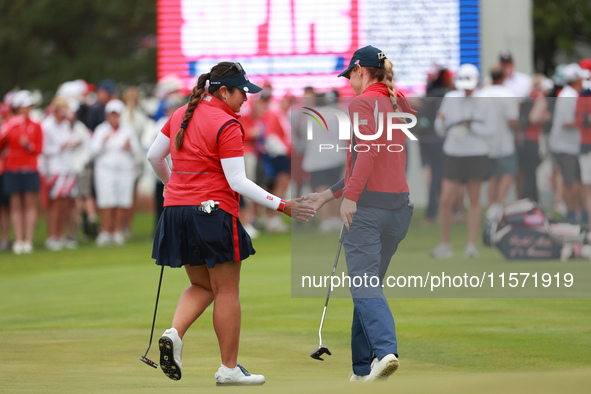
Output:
[382, 59, 406, 123]
[383, 59, 398, 110]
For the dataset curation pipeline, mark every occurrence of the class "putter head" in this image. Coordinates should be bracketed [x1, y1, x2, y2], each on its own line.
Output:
[310, 345, 332, 361]
[140, 355, 158, 368]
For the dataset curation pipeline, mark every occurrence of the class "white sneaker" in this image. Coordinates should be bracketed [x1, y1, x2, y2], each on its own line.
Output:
[365, 354, 399, 382]
[62, 237, 78, 250]
[159, 328, 183, 381]
[21, 242, 33, 254]
[215, 363, 265, 386]
[96, 232, 111, 247]
[45, 237, 63, 251]
[349, 372, 368, 382]
[464, 243, 479, 258]
[112, 232, 125, 246]
[431, 243, 453, 258]
[12, 241, 24, 255]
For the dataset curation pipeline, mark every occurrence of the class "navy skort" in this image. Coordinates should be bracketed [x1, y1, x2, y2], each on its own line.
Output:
[152, 206, 256, 268]
[0, 174, 9, 206]
[2, 170, 40, 195]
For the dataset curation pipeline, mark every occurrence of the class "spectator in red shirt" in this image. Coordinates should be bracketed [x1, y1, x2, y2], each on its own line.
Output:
[259, 87, 292, 232]
[147, 62, 314, 385]
[0, 98, 14, 251]
[236, 98, 266, 237]
[0, 90, 43, 254]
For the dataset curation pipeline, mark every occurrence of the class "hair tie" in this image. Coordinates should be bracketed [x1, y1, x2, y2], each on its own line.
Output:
[180, 122, 188, 129]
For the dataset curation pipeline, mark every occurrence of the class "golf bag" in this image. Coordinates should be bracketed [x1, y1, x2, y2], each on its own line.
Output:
[483, 199, 591, 261]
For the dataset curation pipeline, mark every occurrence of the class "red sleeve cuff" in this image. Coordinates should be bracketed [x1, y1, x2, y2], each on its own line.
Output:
[342, 189, 359, 203]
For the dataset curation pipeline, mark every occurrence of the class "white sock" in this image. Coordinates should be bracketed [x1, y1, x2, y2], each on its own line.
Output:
[221, 364, 238, 371]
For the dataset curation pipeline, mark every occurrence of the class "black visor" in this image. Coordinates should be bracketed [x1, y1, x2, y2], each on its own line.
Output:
[209, 71, 262, 93]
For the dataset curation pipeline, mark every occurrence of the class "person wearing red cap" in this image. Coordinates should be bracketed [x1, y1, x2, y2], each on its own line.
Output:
[0, 90, 43, 254]
[147, 61, 314, 385]
[306, 45, 415, 382]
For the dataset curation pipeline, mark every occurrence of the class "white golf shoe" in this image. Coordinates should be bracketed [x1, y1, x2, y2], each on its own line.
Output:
[348, 372, 368, 382]
[365, 354, 399, 382]
[215, 363, 265, 386]
[159, 328, 183, 381]
[464, 243, 479, 258]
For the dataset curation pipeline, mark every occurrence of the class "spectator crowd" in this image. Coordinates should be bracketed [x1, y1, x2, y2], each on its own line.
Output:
[0, 76, 297, 254]
[418, 52, 591, 258]
[1, 51, 590, 258]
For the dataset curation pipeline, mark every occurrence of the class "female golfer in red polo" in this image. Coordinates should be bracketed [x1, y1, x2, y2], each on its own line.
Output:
[147, 62, 313, 386]
[307, 46, 415, 382]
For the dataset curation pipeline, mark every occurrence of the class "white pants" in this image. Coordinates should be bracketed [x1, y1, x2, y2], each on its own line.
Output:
[94, 167, 135, 209]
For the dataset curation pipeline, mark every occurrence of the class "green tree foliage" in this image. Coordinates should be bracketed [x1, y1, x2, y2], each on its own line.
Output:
[0, 0, 156, 95]
[533, 0, 591, 74]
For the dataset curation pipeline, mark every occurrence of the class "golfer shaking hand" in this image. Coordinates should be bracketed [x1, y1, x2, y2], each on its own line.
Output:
[306, 46, 415, 382]
[147, 62, 314, 386]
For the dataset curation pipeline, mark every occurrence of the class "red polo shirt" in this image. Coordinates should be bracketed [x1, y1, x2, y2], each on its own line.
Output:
[331, 83, 416, 210]
[0, 115, 43, 172]
[161, 94, 244, 217]
[577, 95, 591, 146]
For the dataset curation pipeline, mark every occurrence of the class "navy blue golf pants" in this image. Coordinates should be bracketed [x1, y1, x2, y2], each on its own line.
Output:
[344, 203, 413, 375]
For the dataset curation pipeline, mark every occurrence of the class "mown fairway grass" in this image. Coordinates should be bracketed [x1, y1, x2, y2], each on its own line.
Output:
[0, 212, 590, 393]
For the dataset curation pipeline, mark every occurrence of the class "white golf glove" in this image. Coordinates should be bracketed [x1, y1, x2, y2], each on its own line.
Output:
[201, 200, 220, 213]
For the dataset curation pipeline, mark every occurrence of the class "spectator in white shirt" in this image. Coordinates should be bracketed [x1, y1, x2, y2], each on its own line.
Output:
[42, 97, 88, 250]
[120, 86, 153, 239]
[549, 63, 586, 223]
[477, 66, 520, 220]
[499, 50, 533, 102]
[431, 64, 495, 259]
[90, 99, 141, 246]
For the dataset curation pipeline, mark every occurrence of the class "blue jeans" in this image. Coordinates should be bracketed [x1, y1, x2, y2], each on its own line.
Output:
[344, 204, 413, 375]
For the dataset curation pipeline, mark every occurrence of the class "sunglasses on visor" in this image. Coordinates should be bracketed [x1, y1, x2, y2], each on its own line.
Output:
[219, 62, 244, 77]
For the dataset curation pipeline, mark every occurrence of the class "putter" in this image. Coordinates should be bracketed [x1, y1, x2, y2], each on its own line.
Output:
[140, 265, 164, 369]
[310, 224, 347, 361]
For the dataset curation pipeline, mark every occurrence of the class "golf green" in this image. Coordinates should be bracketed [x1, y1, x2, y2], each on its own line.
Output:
[0, 213, 589, 393]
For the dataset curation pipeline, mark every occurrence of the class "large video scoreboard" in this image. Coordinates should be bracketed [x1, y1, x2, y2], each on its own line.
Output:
[157, 0, 479, 96]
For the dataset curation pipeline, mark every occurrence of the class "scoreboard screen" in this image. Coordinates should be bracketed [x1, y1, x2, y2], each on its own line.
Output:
[157, 0, 479, 96]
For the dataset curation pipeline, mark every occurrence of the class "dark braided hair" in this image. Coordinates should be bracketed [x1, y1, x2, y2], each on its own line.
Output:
[174, 62, 241, 150]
